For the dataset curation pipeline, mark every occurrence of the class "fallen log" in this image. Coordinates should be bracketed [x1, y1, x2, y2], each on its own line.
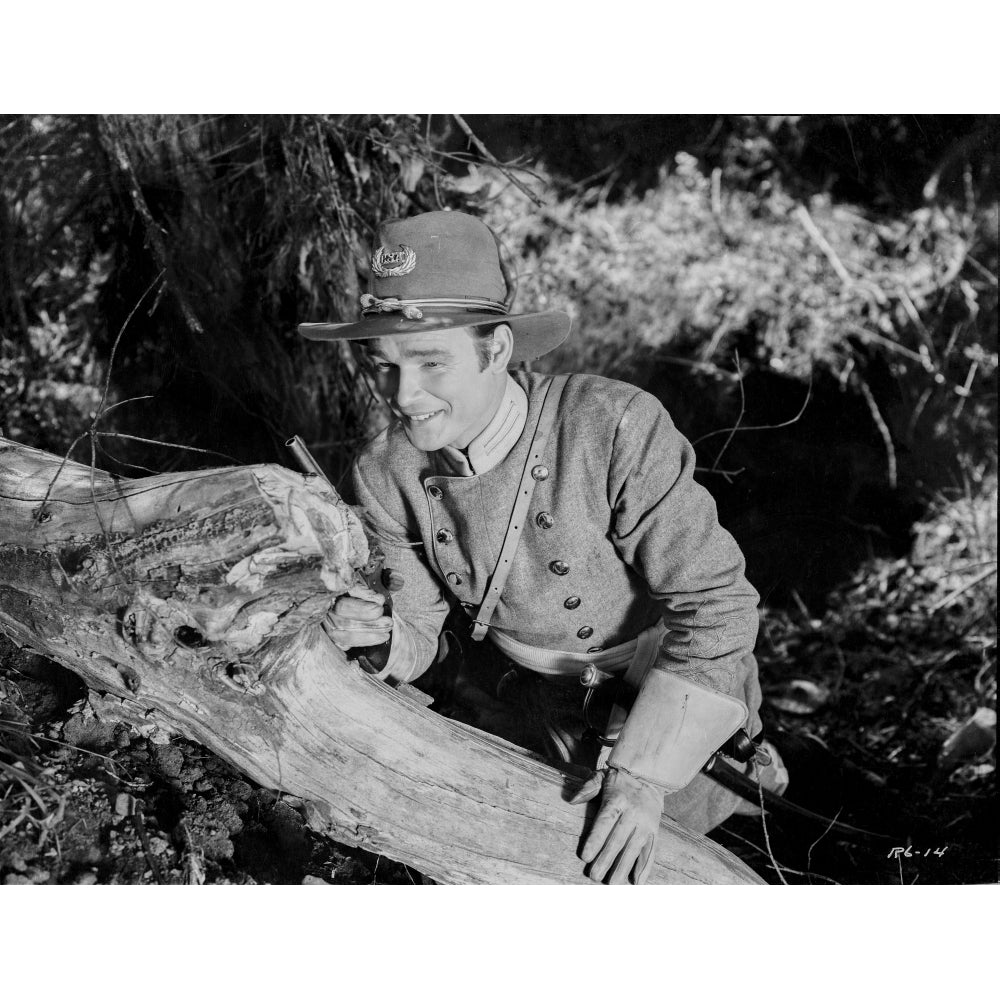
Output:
[0, 438, 763, 884]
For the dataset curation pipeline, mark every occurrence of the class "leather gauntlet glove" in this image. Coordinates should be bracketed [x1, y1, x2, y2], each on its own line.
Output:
[570, 766, 663, 885]
[322, 584, 393, 650]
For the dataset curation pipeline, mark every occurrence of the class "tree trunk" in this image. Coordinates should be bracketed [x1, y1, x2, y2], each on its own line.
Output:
[0, 438, 763, 885]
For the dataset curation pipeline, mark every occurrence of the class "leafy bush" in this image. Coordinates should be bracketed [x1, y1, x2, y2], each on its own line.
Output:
[0, 114, 470, 481]
[461, 115, 996, 212]
[476, 157, 996, 481]
[1, 312, 104, 456]
[0, 117, 112, 455]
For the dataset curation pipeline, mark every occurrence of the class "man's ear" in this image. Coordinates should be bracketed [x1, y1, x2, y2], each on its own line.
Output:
[489, 323, 514, 371]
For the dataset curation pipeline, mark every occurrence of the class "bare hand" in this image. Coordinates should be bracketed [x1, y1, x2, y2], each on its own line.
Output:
[569, 767, 663, 884]
[322, 584, 392, 650]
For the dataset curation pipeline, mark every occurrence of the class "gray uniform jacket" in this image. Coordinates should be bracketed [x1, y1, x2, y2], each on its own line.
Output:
[352, 371, 763, 732]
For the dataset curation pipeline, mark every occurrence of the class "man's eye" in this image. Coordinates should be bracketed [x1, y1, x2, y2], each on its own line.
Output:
[372, 362, 391, 373]
[423, 361, 441, 369]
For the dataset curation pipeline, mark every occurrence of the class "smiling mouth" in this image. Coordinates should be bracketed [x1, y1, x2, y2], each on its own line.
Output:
[405, 410, 444, 423]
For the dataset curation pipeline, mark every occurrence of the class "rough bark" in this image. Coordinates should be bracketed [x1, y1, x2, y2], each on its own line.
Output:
[0, 438, 763, 885]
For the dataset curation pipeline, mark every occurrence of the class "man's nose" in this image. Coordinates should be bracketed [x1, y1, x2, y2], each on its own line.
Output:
[394, 366, 424, 409]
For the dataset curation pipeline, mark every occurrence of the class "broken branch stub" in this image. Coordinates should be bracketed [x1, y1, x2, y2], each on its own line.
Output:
[0, 438, 763, 884]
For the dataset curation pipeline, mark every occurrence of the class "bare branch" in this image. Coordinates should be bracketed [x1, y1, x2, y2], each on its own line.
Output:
[710, 351, 747, 472]
[793, 203, 853, 287]
[693, 379, 813, 446]
[97, 273, 164, 419]
[99, 118, 206, 337]
[929, 566, 998, 615]
[855, 374, 898, 490]
[95, 431, 241, 465]
[451, 114, 544, 207]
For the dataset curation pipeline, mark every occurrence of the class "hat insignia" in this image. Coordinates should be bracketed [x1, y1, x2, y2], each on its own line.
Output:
[371, 243, 416, 278]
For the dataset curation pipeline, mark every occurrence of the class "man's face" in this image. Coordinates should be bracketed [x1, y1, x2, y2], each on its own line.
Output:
[362, 328, 506, 452]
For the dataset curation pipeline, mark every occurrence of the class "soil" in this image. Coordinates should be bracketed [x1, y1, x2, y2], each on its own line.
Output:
[711, 556, 997, 884]
[0, 643, 423, 886]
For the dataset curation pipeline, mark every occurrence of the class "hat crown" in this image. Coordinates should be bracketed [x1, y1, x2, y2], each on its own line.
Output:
[369, 211, 508, 309]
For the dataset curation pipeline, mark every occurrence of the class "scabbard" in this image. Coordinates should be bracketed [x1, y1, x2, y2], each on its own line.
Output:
[704, 755, 895, 844]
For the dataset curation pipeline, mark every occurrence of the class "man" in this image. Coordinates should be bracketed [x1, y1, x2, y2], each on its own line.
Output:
[299, 210, 768, 885]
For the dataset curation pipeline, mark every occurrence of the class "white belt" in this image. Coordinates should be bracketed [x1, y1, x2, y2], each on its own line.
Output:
[489, 622, 665, 680]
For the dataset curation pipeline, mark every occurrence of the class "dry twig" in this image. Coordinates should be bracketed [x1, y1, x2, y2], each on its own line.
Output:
[929, 566, 998, 614]
[693, 378, 813, 448]
[451, 114, 544, 207]
[793, 204, 853, 287]
[855, 374, 898, 490]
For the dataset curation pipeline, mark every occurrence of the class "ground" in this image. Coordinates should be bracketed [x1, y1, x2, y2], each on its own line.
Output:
[0, 645, 422, 886]
[713, 491, 997, 884]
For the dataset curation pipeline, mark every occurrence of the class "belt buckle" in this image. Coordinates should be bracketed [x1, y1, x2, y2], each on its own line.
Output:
[579, 664, 614, 689]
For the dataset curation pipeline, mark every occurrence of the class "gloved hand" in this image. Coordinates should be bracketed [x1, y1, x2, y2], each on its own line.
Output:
[322, 584, 393, 651]
[569, 766, 664, 884]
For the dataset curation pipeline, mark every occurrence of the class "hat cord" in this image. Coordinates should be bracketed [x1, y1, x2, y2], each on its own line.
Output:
[360, 293, 425, 320]
[359, 292, 509, 320]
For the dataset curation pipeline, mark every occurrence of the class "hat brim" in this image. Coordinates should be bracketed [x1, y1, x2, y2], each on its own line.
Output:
[298, 309, 571, 364]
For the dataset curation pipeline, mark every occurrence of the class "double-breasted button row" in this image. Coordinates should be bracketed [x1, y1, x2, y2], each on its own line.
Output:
[563, 598, 595, 645]
[427, 484, 443, 500]
[536, 511, 554, 529]
[549, 560, 569, 576]
[531, 465, 549, 482]
[446, 572, 462, 586]
[436, 528, 454, 544]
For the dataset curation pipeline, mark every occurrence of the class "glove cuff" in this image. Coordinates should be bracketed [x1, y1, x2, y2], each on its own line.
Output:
[607, 669, 749, 792]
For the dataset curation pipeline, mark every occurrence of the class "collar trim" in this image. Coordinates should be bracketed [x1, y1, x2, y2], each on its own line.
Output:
[440, 375, 528, 476]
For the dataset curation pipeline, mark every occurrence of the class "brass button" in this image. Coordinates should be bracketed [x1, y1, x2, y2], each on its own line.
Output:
[563, 596, 581, 610]
[536, 511, 554, 529]
[427, 484, 443, 500]
[531, 465, 549, 481]
[577, 626, 594, 640]
[549, 560, 569, 576]
[436, 529, 454, 544]
[446, 572, 462, 586]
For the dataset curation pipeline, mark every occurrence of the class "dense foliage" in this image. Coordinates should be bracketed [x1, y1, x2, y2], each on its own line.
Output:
[482, 157, 997, 475]
[461, 114, 997, 211]
[0, 115, 471, 482]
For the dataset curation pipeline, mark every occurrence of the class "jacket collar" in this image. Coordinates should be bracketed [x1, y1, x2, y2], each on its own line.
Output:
[438, 375, 528, 477]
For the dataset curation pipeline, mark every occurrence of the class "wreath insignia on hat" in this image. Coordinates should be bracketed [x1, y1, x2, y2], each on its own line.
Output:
[370, 244, 417, 278]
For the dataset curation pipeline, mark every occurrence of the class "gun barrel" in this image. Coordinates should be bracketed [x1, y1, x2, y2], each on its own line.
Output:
[286, 435, 329, 484]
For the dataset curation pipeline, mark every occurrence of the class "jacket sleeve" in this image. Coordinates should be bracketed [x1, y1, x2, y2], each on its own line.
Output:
[351, 457, 450, 685]
[607, 391, 760, 699]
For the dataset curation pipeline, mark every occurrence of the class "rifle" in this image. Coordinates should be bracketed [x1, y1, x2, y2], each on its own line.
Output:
[286, 435, 392, 674]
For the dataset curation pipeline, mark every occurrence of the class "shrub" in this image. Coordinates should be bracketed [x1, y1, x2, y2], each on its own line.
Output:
[475, 157, 996, 482]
